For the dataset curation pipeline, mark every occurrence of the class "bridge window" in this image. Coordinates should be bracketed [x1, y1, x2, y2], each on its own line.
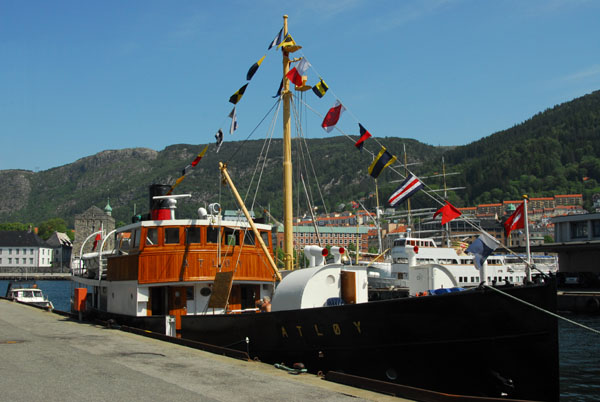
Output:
[165, 228, 180, 244]
[186, 227, 201, 244]
[146, 228, 158, 246]
[261, 231, 270, 248]
[207, 227, 219, 243]
[243, 231, 255, 246]
[223, 228, 239, 246]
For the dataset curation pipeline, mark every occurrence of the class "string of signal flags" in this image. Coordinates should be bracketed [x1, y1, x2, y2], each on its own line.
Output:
[166, 26, 463, 227]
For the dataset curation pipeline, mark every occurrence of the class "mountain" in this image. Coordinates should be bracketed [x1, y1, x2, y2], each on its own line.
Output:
[0, 137, 442, 226]
[1, 90, 599, 226]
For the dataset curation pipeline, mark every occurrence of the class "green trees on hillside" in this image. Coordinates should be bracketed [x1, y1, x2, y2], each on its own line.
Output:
[444, 90, 600, 209]
[0, 218, 74, 241]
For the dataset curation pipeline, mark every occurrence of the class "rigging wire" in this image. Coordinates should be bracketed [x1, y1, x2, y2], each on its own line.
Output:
[290, 94, 329, 215]
[293, 95, 541, 264]
[243, 100, 282, 210]
[484, 284, 600, 336]
[225, 99, 281, 164]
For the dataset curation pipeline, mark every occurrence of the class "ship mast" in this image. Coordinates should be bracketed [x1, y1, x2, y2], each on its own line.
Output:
[282, 15, 294, 271]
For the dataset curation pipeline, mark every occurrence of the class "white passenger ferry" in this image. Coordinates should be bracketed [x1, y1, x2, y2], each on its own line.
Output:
[367, 232, 557, 290]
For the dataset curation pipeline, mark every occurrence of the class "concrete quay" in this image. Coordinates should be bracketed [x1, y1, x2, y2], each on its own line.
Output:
[0, 300, 404, 402]
[0, 272, 71, 280]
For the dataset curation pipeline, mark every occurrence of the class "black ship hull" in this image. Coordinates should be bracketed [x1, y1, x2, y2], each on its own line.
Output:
[181, 280, 558, 401]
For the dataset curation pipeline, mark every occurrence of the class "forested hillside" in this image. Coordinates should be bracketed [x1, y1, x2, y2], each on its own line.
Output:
[1, 89, 599, 227]
[445, 90, 600, 206]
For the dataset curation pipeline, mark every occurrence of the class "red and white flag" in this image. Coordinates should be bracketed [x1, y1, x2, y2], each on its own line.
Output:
[321, 101, 345, 132]
[388, 173, 423, 206]
[504, 202, 525, 237]
[286, 58, 310, 87]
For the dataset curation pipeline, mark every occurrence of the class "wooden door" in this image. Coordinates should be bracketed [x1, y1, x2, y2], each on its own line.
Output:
[168, 286, 187, 336]
[341, 270, 356, 304]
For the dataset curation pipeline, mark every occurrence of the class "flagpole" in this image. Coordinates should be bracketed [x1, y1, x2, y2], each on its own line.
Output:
[443, 157, 450, 247]
[404, 144, 412, 229]
[356, 215, 360, 264]
[523, 195, 532, 283]
[374, 179, 383, 254]
[282, 15, 294, 271]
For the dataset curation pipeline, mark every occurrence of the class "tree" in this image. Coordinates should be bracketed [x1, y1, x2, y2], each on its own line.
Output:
[37, 218, 70, 240]
[0, 222, 31, 231]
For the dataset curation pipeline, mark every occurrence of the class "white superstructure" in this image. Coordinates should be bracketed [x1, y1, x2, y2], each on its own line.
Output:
[383, 234, 557, 290]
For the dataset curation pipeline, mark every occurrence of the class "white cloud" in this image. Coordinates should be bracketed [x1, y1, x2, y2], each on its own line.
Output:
[563, 65, 600, 82]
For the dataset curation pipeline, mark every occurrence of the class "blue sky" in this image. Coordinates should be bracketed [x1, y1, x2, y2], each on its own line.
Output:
[1, 0, 599, 171]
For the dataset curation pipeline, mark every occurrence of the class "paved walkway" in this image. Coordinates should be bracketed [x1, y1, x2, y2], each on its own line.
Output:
[0, 300, 405, 402]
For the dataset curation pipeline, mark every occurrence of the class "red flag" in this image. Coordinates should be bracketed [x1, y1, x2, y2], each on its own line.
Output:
[321, 101, 345, 132]
[92, 233, 101, 251]
[504, 202, 525, 237]
[433, 201, 462, 225]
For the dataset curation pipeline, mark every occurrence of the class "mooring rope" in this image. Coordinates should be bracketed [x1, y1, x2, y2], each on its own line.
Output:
[483, 284, 600, 335]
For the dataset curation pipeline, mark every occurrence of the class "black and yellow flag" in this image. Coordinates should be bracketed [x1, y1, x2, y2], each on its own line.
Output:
[312, 78, 329, 98]
[229, 83, 249, 105]
[247, 55, 266, 81]
[368, 147, 397, 178]
[277, 34, 302, 53]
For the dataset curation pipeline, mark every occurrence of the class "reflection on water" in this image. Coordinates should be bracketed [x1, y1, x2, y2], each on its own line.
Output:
[559, 315, 600, 401]
[1, 280, 599, 400]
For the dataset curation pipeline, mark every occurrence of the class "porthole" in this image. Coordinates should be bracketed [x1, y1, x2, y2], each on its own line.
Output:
[326, 275, 335, 285]
[385, 368, 398, 381]
[200, 287, 212, 297]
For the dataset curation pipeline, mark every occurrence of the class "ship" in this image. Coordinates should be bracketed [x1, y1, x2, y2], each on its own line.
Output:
[367, 230, 557, 290]
[70, 15, 559, 401]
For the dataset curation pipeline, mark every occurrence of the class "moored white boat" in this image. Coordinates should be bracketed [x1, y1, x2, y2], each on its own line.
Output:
[6, 282, 54, 310]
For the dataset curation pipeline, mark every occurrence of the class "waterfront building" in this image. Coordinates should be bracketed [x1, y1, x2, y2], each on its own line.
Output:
[275, 225, 370, 254]
[0, 230, 53, 272]
[72, 201, 115, 257]
[548, 212, 600, 275]
[46, 231, 73, 270]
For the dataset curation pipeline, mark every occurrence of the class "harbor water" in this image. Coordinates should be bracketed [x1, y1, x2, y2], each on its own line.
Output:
[1, 280, 598, 401]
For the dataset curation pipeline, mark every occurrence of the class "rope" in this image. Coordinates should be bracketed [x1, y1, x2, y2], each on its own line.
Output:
[225, 99, 281, 164]
[483, 284, 600, 335]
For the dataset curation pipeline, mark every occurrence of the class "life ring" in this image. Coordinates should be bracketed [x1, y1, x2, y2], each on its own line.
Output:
[585, 297, 600, 314]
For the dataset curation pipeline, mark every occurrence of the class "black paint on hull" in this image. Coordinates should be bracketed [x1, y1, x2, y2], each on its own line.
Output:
[181, 281, 559, 401]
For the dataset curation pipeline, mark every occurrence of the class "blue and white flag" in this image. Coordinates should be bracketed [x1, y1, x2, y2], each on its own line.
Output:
[228, 107, 238, 134]
[387, 173, 423, 206]
[268, 28, 284, 50]
[466, 233, 500, 270]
